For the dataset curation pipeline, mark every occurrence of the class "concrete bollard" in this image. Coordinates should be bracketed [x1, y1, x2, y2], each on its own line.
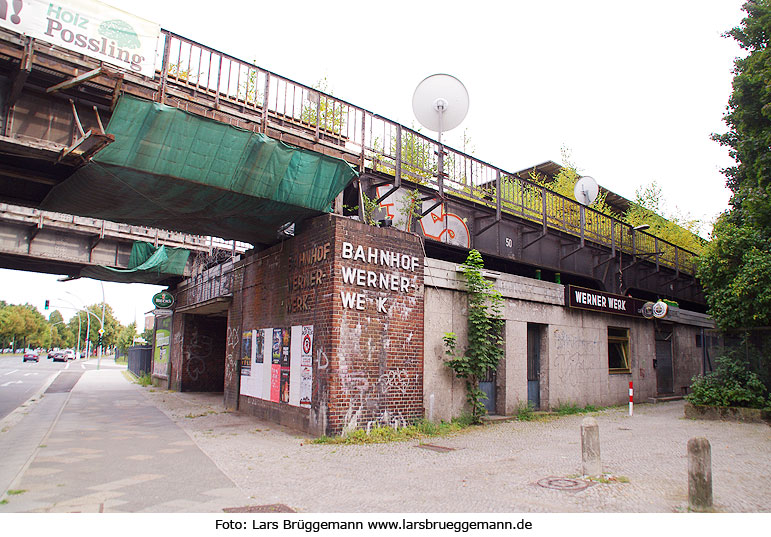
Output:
[688, 437, 713, 511]
[581, 416, 601, 477]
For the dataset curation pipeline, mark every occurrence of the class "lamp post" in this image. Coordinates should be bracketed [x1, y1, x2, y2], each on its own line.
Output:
[57, 297, 88, 359]
[63, 291, 103, 365]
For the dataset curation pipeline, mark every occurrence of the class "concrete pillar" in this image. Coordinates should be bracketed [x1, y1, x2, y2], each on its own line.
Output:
[688, 437, 713, 511]
[581, 416, 601, 477]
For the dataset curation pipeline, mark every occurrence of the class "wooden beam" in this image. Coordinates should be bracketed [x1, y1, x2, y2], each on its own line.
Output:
[46, 66, 120, 94]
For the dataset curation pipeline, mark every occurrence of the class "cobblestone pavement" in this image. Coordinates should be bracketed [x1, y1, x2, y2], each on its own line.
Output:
[142, 389, 770, 513]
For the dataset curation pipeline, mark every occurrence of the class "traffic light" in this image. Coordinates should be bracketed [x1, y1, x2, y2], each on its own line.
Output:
[44, 299, 49, 310]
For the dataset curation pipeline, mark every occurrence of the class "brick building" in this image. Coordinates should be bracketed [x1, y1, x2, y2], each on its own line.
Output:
[152, 213, 712, 436]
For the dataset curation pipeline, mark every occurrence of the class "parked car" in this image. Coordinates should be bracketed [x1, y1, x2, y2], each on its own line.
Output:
[50, 350, 66, 362]
[23, 349, 39, 362]
[63, 349, 76, 361]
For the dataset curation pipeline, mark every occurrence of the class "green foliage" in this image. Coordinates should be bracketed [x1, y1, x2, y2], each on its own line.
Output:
[687, 346, 769, 409]
[300, 78, 346, 134]
[702, 1, 771, 331]
[311, 416, 476, 444]
[623, 181, 706, 254]
[553, 402, 605, 415]
[443, 250, 504, 422]
[136, 372, 153, 387]
[0, 303, 48, 349]
[396, 188, 423, 231]
[360, 191, 381, 226]
[514, 402, 535, 421]
[697, 215, 771, 329]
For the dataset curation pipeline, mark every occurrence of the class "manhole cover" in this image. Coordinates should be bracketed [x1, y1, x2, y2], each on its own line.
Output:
[223, 504, 295, 513]
[536, 477, 593, 492]
[417, 443, 456, 453]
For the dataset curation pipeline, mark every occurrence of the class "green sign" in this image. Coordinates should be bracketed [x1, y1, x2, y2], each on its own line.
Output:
[152, 291, 175, 309]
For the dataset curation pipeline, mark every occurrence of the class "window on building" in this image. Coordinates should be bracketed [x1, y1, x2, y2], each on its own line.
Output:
[608, 327, 630, 373]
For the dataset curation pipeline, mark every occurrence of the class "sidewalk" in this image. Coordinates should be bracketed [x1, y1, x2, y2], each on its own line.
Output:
[0, 366, 249, 512]
[1, 365, 769, 513]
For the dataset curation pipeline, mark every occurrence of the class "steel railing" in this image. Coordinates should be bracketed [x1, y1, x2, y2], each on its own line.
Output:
[151, 30, 697, 276]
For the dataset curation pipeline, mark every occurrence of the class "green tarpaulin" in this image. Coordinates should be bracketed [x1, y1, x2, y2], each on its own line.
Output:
[79, 241, 191, 284]
[40, 95, 358, 244]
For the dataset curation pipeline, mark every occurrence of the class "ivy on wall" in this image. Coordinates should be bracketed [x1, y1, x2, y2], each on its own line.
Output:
[443, 249, 504, 421]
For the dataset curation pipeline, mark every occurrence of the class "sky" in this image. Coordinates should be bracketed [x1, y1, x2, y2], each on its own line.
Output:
[0, 0, 749, 326]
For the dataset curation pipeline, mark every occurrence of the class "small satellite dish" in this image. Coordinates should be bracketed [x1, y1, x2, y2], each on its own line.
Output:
[412, 74, 469, 142]
[574, 176, 599, 206]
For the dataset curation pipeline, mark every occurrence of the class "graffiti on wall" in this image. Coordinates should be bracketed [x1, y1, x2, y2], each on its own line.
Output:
[376, 186, 470, 248]
[185, 325, 213, 382]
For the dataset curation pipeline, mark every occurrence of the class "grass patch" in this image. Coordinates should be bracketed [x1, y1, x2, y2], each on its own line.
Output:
[136, 372, 153, 387]
[554, 402, 605, 415]
[7, 489, 26, 495]
[0, 499, 7, 505]
[312, 416, 478, 445]
[184, 410, 217, 419]
[514, 402, 536, 421]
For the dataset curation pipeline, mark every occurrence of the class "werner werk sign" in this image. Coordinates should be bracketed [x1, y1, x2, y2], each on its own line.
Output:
[0, 0, 160, 77]
[566, 285, 648, 318]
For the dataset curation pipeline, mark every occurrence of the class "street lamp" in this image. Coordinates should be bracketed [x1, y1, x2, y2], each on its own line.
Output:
[63, 291, 103, 365]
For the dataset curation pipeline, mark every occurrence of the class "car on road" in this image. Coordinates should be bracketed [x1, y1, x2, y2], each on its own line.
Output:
[64, 349, 76, 361]
[49, 350, 66, 362]
[23, 349, 39, 362]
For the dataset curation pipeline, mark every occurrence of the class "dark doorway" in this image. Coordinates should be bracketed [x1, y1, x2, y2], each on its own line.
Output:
[527, 323, 541, 409]
[655, 324, 674, 395]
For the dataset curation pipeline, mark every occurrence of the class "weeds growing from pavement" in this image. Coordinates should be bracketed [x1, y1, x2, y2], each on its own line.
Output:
[312, 415, 478, 445]
[554, 402, 605, 415]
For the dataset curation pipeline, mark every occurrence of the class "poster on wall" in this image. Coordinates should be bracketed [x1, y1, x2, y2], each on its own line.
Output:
[255, 330, 264, 364]
[279, 328, 291, 403]
[0, 0, 161, 77]
[288, 325, 312, 407]
[152, 315, 172, 378]
[300, 325, 313, 407]
[270, 328, 282, 402]
[240, 330, 253, 377]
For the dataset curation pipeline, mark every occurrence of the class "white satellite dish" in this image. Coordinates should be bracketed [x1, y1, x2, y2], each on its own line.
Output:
[412, 74, 469, 144]
[574, 176, 599, 206]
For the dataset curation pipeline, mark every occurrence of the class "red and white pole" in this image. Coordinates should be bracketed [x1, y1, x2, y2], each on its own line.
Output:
[629, 381, 634, 416]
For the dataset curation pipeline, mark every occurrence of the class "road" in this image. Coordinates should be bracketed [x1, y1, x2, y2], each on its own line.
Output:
[0, 353, 124, 420]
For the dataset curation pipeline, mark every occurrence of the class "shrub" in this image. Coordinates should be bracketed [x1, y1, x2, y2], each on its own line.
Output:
[687, 347, 769, 409]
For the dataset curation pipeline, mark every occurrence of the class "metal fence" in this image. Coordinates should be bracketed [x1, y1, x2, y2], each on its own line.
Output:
[156, 30, 699, 276]
[127, 345, 152, 377]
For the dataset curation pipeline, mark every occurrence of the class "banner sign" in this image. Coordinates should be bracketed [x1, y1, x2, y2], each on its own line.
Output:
[0, 0, 160, 77]
[566, 285, 647, 318]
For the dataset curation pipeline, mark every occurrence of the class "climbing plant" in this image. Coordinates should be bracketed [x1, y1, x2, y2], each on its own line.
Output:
[443, 249, 504, 421]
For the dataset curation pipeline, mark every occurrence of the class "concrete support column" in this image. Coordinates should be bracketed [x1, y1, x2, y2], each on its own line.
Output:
[581, 416, 601, 477]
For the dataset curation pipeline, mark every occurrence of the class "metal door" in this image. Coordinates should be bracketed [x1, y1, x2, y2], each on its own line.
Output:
[479, 369, 496, 414]
[527, 324, 541, 409]
[655, 326, 674, 394]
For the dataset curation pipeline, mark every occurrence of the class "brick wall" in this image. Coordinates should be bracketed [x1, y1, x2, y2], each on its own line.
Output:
[227, 214, 425, 436]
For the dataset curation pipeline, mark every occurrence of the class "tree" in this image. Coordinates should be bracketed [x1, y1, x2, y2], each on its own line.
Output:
[116, 322, 138, 349]
[48, 310, 73, 349]
[700, 0, 771, 330]
[0, 304, 48, 349]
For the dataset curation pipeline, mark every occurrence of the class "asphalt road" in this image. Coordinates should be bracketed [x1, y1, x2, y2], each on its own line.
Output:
[0, 353, 124, 420]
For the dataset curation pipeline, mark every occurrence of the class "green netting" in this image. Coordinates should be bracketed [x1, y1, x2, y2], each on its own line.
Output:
[79, 242, 191, 284]
[40, 95, 357, 244]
